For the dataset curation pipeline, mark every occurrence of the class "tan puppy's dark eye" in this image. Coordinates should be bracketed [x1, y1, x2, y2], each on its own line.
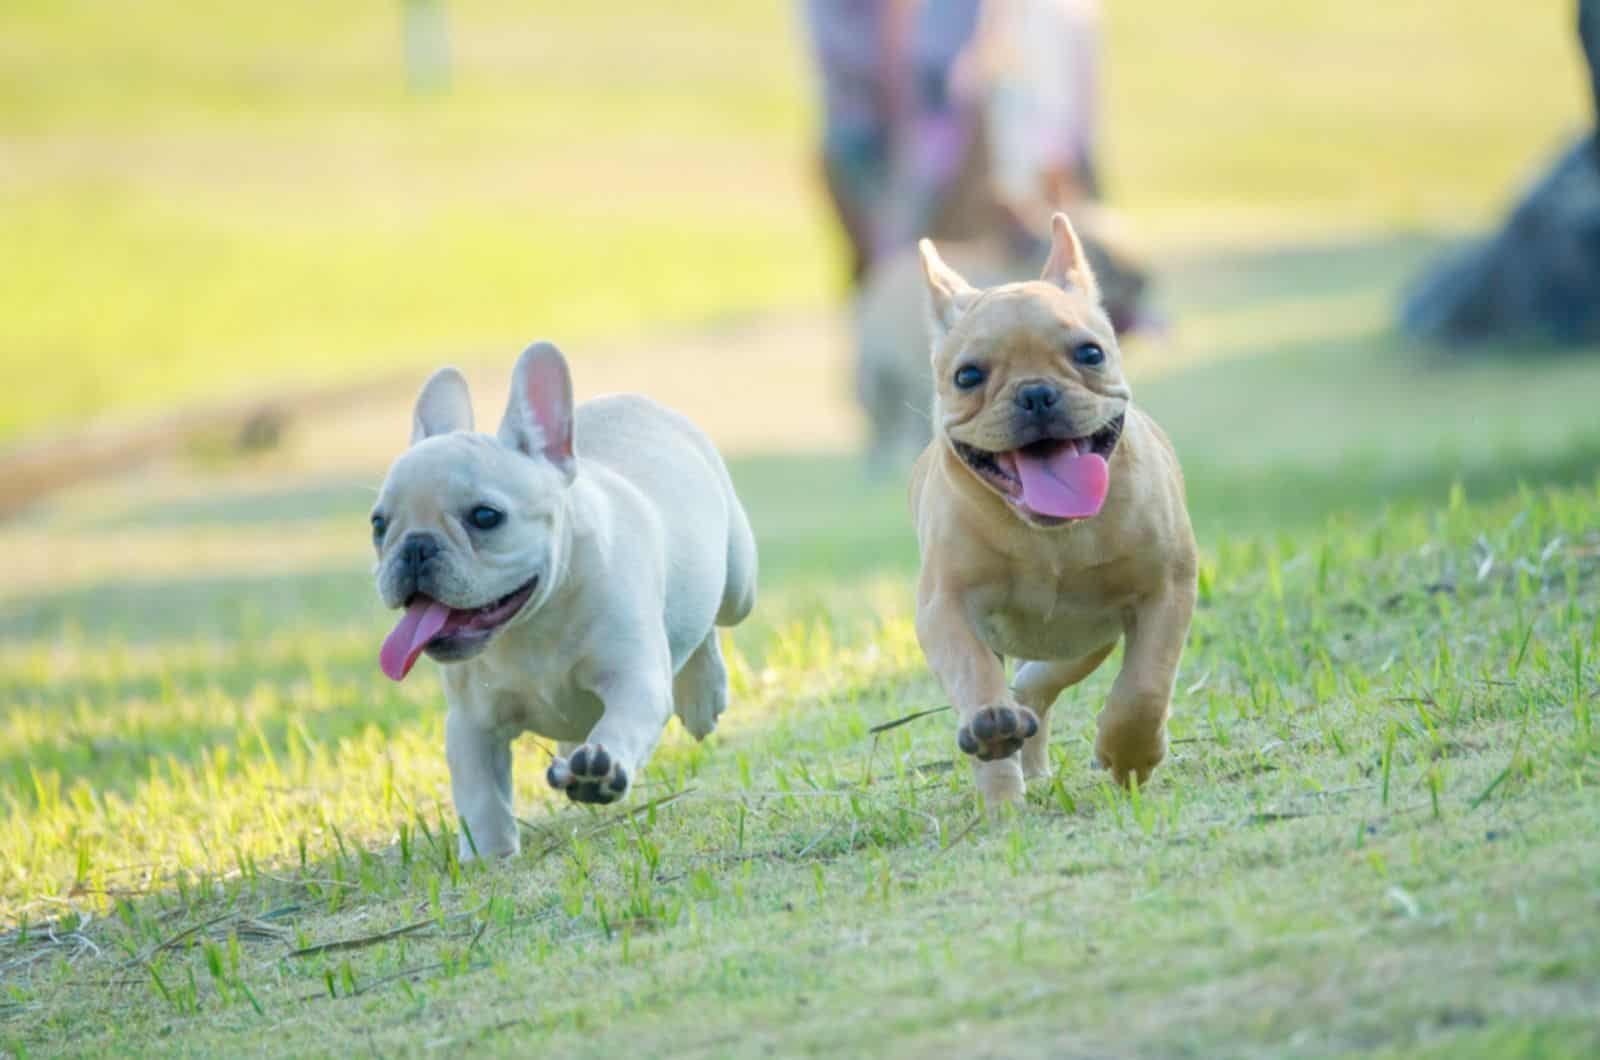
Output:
[1073, 343, 1105, 367]
[954, 365, 986, 389]
[370, 513, 388, 542]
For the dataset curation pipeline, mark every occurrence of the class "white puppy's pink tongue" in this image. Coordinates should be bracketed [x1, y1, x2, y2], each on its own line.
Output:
[1013, 442, 1109, 519]
[380, 598, 454, 682]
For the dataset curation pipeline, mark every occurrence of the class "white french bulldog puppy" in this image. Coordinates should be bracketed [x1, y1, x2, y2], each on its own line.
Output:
[372, 342, 757, 858]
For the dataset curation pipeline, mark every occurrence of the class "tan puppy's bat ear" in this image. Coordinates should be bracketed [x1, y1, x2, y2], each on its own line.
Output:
[919, 238, 981, 339]
[1040, 212, 1101, 302]
[499, 341, 576, 482]
[411, 366, 474, 444]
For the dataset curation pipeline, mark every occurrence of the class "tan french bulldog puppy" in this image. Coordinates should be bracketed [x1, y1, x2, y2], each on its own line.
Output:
[910, 214, 1196, 806]
[372, 342, 757, 858]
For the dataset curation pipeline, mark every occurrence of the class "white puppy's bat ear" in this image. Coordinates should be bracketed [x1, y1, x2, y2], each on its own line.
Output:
[1040, 212, 1101, 302]
[919, 238, 980, 340]
[411, 366, 474, 444]
[499, 341, 576, 482]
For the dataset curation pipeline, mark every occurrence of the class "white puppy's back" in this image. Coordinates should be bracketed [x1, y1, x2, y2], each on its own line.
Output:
[575, 395, 757, 660]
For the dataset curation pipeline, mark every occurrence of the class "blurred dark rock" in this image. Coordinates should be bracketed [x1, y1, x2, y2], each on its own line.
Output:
[1400, 0, 1600, 350]
[237, 405, 286, 453]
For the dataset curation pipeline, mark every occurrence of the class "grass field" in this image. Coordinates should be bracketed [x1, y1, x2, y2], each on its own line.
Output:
[0, 0, 1587, 441]
[4, 231, 1600, 1054]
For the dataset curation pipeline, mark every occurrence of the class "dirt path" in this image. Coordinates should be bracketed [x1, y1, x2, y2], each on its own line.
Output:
[0, 310, 860, 519]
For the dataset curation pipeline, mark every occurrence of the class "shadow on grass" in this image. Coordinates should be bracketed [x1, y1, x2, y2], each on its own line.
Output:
[1, 567, 377, 644]
[1159, 229, 1448, 313]
[1184, 436, 1600, 540]
[9, 432, 1600, 648]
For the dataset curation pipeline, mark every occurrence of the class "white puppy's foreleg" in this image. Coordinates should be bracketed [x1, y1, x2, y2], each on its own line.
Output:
[547, 661, 673, 805]
[445, 708, 519, 860]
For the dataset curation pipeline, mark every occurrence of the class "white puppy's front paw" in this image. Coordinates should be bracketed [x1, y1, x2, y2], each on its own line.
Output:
[546, 743, 630, 804]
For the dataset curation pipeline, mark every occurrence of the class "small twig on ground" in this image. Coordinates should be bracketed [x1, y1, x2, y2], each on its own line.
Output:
[260, 871, 360, 891]
[521, 787, 696, 860]
[293, 958, 489, 1004]
[287, 914, 456, 959]
[939, 815, 983, 854]
[868, 705, 952, 736]
[120, 912, 236, 971]
[1242, 810, 1315, 824]
[863, 704, 951, 786]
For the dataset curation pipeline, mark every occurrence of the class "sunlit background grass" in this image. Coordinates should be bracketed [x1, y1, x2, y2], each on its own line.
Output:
[0, 0, 1587, 440]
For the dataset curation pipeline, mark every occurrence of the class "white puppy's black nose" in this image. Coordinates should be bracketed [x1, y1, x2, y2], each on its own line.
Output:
[1014, 383, 1061, 416]
[397, 531, 444, 593]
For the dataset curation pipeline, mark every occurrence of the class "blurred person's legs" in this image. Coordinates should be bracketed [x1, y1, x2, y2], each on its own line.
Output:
[804, 0, 896, 285]
[882, 0, 984, 251]
[980, 0, 1103, 238]
[979, 0, 1150, 335]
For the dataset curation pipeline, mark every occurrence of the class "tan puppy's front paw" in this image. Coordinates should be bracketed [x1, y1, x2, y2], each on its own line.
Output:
[957, 705, 1040, 762]
[546, 744, 630, 804]
[1093, 721, 1167, 787]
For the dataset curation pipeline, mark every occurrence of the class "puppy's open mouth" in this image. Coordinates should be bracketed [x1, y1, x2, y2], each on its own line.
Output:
[952, 414, 1124, 525]
[379, 574, 540, 681]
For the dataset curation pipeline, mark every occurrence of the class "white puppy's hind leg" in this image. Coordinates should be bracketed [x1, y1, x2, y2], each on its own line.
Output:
[673, 631, 730, 740]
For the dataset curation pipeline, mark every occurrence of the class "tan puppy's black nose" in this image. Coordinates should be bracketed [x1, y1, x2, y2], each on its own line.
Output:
[1015, 383, 1061, 416]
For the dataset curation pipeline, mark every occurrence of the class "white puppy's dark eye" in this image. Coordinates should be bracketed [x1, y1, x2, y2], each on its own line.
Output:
[953, 364, 986, 390]
[468, 505, 504, 531]
[370, 513, 388, 541]
[1073, 343, 1105, 367]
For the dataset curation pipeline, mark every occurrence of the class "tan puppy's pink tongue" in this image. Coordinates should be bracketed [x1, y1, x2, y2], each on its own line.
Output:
[380, 599, 453, 681]
[1013, 443, 1109, 519]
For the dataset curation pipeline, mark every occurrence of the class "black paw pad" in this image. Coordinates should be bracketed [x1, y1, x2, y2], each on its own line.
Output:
[547, 743, 629, 805]
[957, 706, 1039, 762]
[569, 762, 628, 805]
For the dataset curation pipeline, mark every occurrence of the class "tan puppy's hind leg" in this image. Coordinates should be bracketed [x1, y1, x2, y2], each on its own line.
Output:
[1013, 645, 1115, 780]
[1097, 582, 1196, 786]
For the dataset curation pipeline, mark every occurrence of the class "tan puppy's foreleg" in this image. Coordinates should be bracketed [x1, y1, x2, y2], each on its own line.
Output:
[1097, 581, 1196, 786]
[916, 591, 1036, 805]
[1013, 645, 1115, 780]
